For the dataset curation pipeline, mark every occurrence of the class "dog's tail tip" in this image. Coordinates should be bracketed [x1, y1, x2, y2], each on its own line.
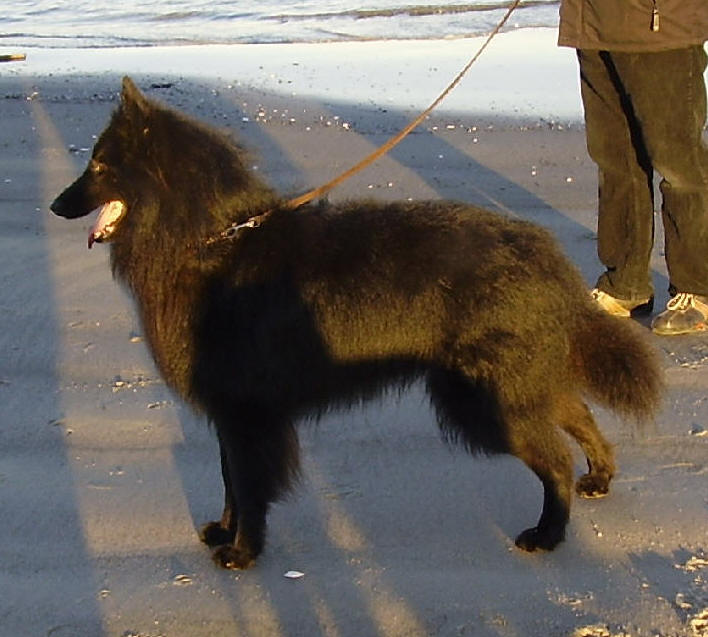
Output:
[573, 312, 664, 422]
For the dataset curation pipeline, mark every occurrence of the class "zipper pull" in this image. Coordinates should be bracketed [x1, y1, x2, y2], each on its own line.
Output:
[651, 1, 660, 32]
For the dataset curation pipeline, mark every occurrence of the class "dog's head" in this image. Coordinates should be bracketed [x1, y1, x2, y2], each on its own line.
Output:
[52, 76, 274, 251]
[50, 76, 156, 248]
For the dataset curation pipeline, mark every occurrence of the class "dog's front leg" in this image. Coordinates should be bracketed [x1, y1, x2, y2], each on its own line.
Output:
[208, 414, 300, 569]
[200, 434, 238, 547]
[212, 502, 268, 570]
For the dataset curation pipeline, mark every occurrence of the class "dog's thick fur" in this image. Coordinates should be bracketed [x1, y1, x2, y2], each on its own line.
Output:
[51, 77, 662, 569]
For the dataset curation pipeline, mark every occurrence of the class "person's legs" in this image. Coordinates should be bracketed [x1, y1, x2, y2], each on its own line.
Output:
[611, 46, 708, 334]
[613, 46, 708, 295]
[578, 49, 655, 305]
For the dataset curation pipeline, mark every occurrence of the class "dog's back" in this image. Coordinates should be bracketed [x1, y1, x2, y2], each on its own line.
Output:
[205, 199, 659, 418]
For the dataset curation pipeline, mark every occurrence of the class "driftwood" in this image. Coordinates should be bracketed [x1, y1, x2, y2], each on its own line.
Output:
[0, 54, 26, 63]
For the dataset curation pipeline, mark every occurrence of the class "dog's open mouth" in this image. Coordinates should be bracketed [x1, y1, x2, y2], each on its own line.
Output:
[88, 200, 127, 249]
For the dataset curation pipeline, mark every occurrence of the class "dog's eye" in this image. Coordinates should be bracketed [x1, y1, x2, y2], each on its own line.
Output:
[90, 160, 107, 175]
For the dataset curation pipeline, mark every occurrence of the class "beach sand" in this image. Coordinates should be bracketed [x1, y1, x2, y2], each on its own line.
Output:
[1, 30, 707, 637]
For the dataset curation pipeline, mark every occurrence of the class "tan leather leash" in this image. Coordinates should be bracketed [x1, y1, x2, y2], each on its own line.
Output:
[285, 0, 522, 210]
[205, 0, 522, 246]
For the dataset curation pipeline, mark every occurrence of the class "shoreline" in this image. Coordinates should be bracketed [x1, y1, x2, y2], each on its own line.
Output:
[2, 28, 585, 121]
[4, 29, 708, 124]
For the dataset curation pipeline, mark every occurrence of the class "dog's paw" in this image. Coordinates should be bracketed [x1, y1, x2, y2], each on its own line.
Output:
[575, 474, 611, 499]
[515, 526, 564, 552]
[199, 521, 236, 547]
[212, 545, 257, 570]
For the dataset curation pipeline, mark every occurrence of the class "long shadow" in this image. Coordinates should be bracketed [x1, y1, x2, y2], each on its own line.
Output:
[323, 102, 708, 363]
[326, 100, 625, 271]
[0, 78, 105, 635]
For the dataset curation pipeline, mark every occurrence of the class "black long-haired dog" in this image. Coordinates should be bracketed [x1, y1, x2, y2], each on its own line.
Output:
[51, 77, 662, 569]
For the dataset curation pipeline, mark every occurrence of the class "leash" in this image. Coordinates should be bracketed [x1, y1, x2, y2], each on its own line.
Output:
[205, 0, 522, 246]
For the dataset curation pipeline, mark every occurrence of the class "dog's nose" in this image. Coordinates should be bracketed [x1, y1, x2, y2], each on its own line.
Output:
[50, 195, 69, 217]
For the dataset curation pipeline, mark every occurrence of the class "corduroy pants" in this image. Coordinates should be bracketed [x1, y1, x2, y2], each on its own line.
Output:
[578, 46, 708, 300]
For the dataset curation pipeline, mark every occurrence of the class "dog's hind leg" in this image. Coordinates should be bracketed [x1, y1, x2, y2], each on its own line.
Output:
[510, 422, 574, 552]
[427, 369, 573, 551]
[209, 414, 301, 570]
[553, 393, 616, 499]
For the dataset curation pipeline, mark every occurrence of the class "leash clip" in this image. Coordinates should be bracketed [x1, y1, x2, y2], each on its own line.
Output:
[204, 217, 260, 246]
[223, 219, 257, 239]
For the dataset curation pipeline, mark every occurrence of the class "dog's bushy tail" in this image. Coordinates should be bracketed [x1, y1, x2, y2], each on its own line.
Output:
[572, 310, 663, 420]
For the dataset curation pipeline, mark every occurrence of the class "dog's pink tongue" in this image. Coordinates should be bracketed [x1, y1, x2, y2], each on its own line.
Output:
[88, 201, 126, 249]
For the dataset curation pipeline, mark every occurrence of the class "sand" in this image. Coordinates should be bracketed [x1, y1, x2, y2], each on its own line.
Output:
[0, 29, 707, 637]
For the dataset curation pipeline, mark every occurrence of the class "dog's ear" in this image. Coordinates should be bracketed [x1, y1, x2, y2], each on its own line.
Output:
[120, 76, 150, 121]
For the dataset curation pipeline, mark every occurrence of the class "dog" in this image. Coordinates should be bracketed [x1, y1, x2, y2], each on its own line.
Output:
[51, 77, 662, 569]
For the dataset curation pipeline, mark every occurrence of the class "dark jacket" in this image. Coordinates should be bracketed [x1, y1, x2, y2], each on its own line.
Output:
[558, 0, 708, 51]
